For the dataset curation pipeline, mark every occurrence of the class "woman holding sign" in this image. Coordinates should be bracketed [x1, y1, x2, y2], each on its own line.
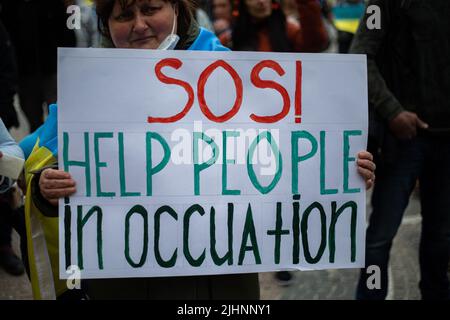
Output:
[20, 0, 376, 300]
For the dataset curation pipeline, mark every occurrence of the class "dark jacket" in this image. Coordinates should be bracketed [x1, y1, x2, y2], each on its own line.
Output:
[350, 0, 450, 129]
[0, 0, 76, 76]
[0, 19, 18, 128]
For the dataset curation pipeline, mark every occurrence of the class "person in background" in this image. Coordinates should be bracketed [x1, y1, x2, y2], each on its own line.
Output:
[0, 18, 18, 130]
[211, 0, 233, 47]
[281, 0, 300, 25]
[231, 0, 329, 52]
[213, 0, 233, 22]
[351, 0, 450, 300]
[74, 0, 101, 48]
[0, 0, 76, 132]
[282, 0, 337, 53]
[196, 5, 215, 31]
[0, 19, 25, 277]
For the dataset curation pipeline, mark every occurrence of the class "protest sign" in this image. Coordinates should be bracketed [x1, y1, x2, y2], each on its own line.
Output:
[58, 48, 367, 278]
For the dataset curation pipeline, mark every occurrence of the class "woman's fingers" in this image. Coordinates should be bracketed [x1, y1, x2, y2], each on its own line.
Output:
[357, 150, 373, 162]
[40, 177, 76, 189]
[365, 178, 374, 190]
[39, 169, 77, 204]
[42, 168, 72, 180]
[356, 150, 376, 189]
[357, 166, 374, 179]
[358, 167, 375, 190]
[41, 187, 77, 199]
[357, 158, 376, 172]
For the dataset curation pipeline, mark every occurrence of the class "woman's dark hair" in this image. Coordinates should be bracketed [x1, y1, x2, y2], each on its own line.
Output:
[232, 0, 291, 52]
[96, 0, 196, 47]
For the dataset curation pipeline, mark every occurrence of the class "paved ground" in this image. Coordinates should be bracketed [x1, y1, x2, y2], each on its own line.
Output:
[0, 231, 32, 300]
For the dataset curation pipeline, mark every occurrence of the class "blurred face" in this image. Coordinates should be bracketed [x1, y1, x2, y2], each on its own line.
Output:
[245, 0, 272, 21]
[108, 0, 177, 49]
[213, 0, 232, 21]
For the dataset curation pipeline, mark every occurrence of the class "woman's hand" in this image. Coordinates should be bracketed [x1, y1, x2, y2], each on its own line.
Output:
[39, 168, 76, 206]
[357, 151, 376, 190]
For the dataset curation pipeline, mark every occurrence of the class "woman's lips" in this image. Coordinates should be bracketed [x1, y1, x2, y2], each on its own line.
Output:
[130, 36, 154, 44]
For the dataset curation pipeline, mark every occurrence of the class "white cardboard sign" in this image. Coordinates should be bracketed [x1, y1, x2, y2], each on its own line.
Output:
[58, 48, 368, 279]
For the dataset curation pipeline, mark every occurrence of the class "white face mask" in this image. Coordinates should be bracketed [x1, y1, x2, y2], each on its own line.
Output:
[157, 8, 179, 50]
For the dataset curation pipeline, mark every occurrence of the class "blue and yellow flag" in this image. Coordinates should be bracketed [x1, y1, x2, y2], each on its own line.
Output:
[20, 104, 66, 299]
[332, 2, 366, 34]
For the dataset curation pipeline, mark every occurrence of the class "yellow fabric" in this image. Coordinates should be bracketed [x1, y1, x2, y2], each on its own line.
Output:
[24, 141, 67, 299]
[334, 19, 361, 34]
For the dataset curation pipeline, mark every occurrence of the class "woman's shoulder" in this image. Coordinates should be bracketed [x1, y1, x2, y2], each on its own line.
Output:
[189, 28, 231, 52]
[19, 103, 58, 158]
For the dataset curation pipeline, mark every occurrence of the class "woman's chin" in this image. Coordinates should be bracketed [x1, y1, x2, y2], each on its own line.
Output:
[130, 40, 159, 50]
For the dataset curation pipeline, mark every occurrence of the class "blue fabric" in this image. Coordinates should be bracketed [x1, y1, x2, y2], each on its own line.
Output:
[188, 27, 230, 51]
[356, 136, 450, 300]
[19, 104, 58, 158]
[332, 3, 365, 20]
